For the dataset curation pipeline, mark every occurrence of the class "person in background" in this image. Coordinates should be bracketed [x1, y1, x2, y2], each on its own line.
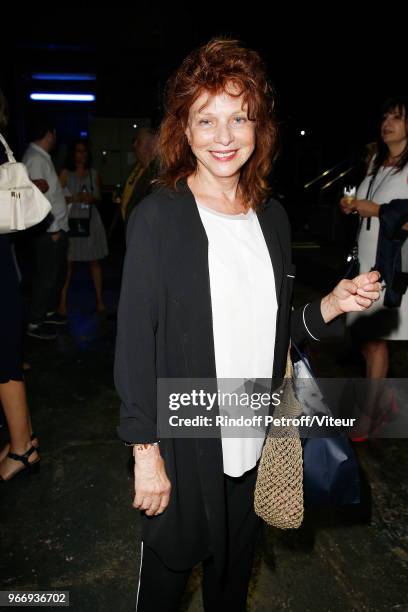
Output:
[22, 120, 69, 340]
[0, 89, 40, 481]
[58, 139, 108, 315]
[117, 127, 158, 224]
[340, 97, 408, 380]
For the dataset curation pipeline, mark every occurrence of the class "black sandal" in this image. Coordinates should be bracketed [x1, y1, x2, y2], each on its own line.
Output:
[0, 432, 39, 461]
[0, 445, 40, 482]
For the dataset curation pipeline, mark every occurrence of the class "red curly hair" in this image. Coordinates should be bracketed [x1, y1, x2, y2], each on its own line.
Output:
[157, 37, 278, 209]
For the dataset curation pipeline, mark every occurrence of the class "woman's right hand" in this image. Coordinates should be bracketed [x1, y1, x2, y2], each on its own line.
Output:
[133, 445, 171, 516]
[339, 196, 356, 215]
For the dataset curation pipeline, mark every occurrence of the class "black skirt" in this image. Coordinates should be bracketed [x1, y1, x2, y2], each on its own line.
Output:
[0, 234, 23, 383]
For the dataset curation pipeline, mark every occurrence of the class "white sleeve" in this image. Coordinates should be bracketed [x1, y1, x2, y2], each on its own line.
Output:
[23, 156, 48, 181]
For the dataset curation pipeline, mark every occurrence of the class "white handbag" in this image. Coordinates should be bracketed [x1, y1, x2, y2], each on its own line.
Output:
[0, 133, 51, 234]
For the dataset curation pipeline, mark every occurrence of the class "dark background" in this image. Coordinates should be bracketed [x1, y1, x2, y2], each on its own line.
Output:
[0, 9, 405, 232]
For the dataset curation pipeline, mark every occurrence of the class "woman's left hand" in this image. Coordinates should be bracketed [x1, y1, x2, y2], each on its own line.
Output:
[83, 193, 94, 205]
[351, 200, 380, 218]
[320, 271, 381, 322]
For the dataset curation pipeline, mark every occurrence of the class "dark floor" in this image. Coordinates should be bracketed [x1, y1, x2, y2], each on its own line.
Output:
[1, 244, 407, 612]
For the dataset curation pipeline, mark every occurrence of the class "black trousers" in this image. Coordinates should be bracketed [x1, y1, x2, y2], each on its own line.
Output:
[29, 230, 68, 324]
[136, 465, 261, 612]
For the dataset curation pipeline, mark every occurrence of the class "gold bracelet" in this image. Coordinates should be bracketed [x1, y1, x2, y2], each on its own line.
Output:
[134, 443, 158, 451]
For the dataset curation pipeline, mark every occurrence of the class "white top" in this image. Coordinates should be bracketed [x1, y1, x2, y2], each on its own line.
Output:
[196, 200, 277, 476]
[22, 143, 68, 232]
[356, 160, 408, 267]
[347, 159, 408, 339]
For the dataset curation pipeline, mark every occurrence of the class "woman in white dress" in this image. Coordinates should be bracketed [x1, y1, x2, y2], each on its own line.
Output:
[59, 140, 109, 315]
[341, 97, 408, 379]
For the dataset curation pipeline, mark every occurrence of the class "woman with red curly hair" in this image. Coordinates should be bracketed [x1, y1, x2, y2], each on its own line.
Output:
[115, 38, 380, 611]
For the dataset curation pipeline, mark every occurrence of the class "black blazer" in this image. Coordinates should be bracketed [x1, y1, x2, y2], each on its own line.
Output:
[114, 178, 343, 572]
[376, 199, 408, 307]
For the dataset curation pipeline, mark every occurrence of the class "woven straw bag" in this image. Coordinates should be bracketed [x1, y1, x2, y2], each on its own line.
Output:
[254, 349, 304, 529]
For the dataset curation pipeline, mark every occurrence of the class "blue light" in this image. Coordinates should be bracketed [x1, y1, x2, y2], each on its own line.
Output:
[30, 93, 96, 102]
[32, 73, 96, 81]
[80, 131, 88, 138]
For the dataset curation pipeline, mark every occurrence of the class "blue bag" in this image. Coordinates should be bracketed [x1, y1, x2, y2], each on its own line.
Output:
[292, 343, 361, 507]
[302, 436, 360, 507]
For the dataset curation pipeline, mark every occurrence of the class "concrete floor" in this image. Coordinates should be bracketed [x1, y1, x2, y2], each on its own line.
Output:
[1, 246, 407, 612]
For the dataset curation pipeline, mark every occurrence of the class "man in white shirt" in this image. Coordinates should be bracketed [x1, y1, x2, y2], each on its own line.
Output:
[22, 121, 69, 340]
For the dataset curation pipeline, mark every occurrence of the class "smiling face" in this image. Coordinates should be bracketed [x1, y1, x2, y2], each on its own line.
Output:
[381, 106, 408, 148]
[184, 85, 256, 180]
